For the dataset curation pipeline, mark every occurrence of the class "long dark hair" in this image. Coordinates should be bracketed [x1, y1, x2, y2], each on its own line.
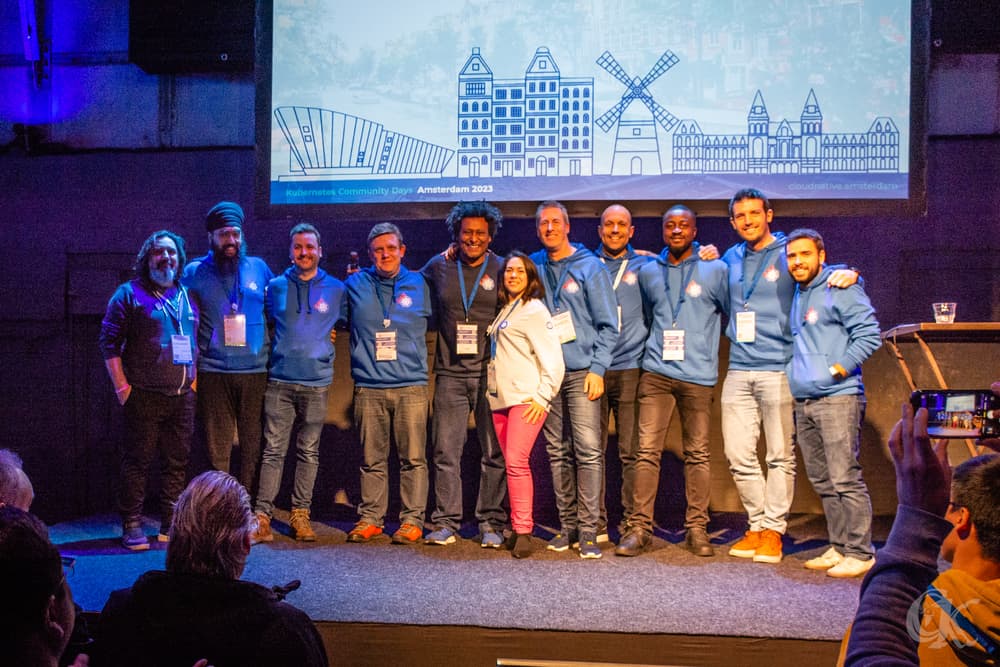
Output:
[498, 251, 545, 305]
[135, 230, 187, 284]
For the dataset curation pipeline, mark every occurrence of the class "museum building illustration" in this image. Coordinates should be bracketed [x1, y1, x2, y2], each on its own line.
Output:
[272, 45, 899, 180]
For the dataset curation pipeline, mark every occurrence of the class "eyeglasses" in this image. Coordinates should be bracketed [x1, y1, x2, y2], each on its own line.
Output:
[947, 501, 964, 513]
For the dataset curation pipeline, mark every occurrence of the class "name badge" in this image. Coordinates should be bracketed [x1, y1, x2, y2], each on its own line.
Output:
[375, 330, 398, 361]
[552, 310, 576, 344]
[456, 323, 479, 356]
[487, 360, 497, 395]
[171, 334, 193, 365]
[735, 310, 756, 343]
[662, 330, 685, 361]
[223, 314, 247, 347]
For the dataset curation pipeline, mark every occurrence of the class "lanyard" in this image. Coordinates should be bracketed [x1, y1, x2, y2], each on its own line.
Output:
[216, 263, 242, 314]
[544, 261, 571, 311]
[926, 584, 1000, 656]
[457, 258, 489, 323]
[154, 286, 191, 336]
[599, 255, 630, 291]
[488, 298, 521, 359]
[740, 244, 779, 309]
[374, 275, 399, 327]
[662, 261, 697, 328]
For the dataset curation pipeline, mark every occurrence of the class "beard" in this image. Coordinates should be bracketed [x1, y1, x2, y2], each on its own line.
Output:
[149, 265, 177, 288]
[212, 239, 246, 272]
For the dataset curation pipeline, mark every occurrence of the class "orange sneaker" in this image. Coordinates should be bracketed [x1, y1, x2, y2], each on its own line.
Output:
[752, 529, 784, 563]
[347, 521, 383, 543]
[728, 530, 761, 558]
[391, 522, 423, 544]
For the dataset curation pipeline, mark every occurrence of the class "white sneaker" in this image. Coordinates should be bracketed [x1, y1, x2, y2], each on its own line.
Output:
[804, 547, 844, 571]
[826, 555, 875, 578]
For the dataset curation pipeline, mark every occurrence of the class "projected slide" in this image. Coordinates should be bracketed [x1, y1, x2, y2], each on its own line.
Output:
[268, 1, 912, 206]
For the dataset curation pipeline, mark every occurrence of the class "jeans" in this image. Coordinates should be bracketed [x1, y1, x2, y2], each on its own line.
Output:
[600, 368, 640, 529]
[430, 374, 508, 532]
[542, 369, 604, 534]
[197, 371, 267, 496]
[492, 405, 546, 534]
[255, 381, 329, 516]
[632, 372, 715, 532]
[354, 384, 429, 526]
[120, 388, 194, 530]
[721, 370, 796, 534]
[795, 394, 874, 560]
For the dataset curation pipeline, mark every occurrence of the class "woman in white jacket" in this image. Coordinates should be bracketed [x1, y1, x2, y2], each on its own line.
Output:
[487, 251, 565, 558]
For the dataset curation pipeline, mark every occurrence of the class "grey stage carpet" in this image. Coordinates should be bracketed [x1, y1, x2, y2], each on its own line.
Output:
[52, 511, 888, 642]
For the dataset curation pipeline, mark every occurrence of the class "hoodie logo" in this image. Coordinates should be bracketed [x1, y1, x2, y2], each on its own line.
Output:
[805, 307, 819, 325]
[314, 298, 329, 314]
[480, 275, 495, 291]
[764, 266, 780, 283]
[686, 281, 702, 298]
[563, 278, 580, 294]
[623, 271, 637, 286]
[248, 281, 259, 291]
[397, 292, 413, 308]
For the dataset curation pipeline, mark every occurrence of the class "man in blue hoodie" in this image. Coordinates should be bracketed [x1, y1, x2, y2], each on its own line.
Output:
[619, 206, 729, 558]
[251, 223, 347, 544]
[182, 201, 274, 498]
[530, 201, 619, 559]
[345, 223, 432, 545]
[594, 204, 653, 542]
[785, 228, 881, 578]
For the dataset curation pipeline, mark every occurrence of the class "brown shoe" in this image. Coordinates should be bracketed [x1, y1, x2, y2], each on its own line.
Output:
[251, 512, 273, 544]
[289, 508, 317, 542]
[391, 522, 423, 544]
[752, 529, 783, 563]
[728, 529, 761, 558]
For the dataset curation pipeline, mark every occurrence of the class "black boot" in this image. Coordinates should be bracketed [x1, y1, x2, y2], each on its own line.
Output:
[512, 533, 533, 559]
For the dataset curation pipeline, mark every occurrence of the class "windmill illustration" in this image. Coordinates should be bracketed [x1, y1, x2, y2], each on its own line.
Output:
[595, 50, 680, 176]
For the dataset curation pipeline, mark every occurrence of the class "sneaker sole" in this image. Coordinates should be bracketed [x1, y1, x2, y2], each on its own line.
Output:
[426, 536, 457, 546]
[547, 543, 571, 552]
[348, 531, 382, 543]
[580, 551, 603, 559]
[728, 548, 756, 558]
[481, 539, 503, 549]
[123, 542, 150, 551]
[752, 554, 782, 563]
[804, 559, 841, 571]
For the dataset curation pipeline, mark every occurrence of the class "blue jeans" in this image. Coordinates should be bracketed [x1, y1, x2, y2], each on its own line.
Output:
[721, 370, 796, 534]
[794, 394, 874, 560]
[430, 374, 508, 532]
[542, 369, 604, 534]
[255, 381, 329, 516]
[354, 385, 429, 526]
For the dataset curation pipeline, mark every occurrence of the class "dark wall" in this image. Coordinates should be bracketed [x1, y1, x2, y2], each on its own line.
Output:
[1, 136, 998, 524]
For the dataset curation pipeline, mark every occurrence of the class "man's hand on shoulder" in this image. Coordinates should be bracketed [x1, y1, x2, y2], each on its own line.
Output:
[698, 244, 719, 261]
[827, 268, 859, 288]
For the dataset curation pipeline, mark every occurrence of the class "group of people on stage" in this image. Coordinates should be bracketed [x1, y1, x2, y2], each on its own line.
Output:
[96, 187, 883, 571]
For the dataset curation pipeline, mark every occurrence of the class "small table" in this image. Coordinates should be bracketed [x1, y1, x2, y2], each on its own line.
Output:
[882, 322, 1000, 455]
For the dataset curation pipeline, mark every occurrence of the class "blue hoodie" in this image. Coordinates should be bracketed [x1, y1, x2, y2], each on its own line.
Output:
[721, 233, 794, 371]
[182, 253, 274, 373]
[595, 245, 654, 371]
[638, 249, 730, 386]
[265, 267, 348, 387]
[530, 243, 619, 376]
[786, 264, 882, 399]
[346, 266, 431, 388]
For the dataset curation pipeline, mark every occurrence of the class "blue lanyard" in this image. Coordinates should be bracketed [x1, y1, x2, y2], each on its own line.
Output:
[489, 298, 521, 359]
[374, 275, 398, 327]
[740, 244, 779, 309]
[457, 258, 489, 323]
[926, 584, 1000, 656]
[155, 285, 191, 336]
[544, 261, 571, 311]
[662, 261, 697, 328]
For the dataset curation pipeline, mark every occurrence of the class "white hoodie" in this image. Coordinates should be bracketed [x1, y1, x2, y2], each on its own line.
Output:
[487, 297, 565, 412]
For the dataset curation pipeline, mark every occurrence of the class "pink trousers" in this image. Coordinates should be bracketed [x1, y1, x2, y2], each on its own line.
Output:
[492, 404, 546, 534]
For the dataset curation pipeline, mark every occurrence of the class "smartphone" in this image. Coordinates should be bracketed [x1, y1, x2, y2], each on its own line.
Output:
[910, 390, 1000, 439]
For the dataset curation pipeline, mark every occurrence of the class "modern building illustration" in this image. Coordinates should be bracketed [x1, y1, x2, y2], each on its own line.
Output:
[274, 106, 454, 179]
[672, 89, 900, 175]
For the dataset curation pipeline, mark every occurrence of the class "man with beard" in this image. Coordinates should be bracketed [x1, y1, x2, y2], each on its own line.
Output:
[420, 201, 508, 548]
[100, 230, 199, 549]
[182, 202, 274, 497]
[252, 223, 347, 543]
